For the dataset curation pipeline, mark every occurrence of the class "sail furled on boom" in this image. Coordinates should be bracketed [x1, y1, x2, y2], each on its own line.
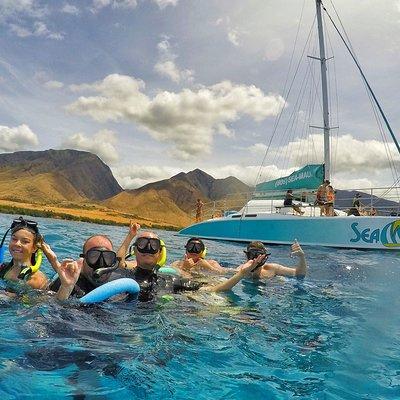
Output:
[255, 164, 324, 198]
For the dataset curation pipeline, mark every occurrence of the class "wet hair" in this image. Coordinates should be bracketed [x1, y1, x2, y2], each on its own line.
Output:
[83, 235, 113, 254]
[246, 241, 267, 251]
[186, 237, 204, 246]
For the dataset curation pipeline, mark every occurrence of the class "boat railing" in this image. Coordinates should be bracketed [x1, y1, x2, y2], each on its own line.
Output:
[190, 186, 400, 221]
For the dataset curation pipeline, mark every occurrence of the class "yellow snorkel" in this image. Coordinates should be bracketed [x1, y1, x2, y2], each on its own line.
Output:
[18, 249, 43, 280]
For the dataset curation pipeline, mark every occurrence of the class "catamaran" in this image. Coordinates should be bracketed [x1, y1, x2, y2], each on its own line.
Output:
[179, 0, 400, 250]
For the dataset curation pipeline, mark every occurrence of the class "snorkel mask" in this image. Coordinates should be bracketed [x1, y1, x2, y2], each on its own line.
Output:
[80, 248, 120, 279]
[244, 247, 271, 272]
[126, 237, 167, 268]
[185, 238, 207, 258]
[0, 217, 43, 278]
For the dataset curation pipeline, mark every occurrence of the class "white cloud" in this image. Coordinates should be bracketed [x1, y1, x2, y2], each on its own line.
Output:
[61, 4, 80, 15]
[91, 0, 137, 12]
[9, 21, 63, 40]
[248, 143, 268, 155]
[279, 134, 400, 173]
[154, 37, 194, 83]
[0, 1, 48, 22]
[0, 124, 39, 152]
[228, 28, 240, 46]
[152, 0, 178, 9]
[44, 80, 64, 89]
[113, 165, 181, 189]
[66, 74, 286, 160]
[61, 129, 119, 164]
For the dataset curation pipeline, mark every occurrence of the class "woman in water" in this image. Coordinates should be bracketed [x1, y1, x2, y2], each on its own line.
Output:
[0, 217, 48, 290]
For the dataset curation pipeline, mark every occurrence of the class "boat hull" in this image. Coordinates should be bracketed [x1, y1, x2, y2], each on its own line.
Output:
[179, 215, 400, 250]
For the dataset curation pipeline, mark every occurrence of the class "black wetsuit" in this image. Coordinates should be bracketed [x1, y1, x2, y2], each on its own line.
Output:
[132, 267, 203, 302]
[0, 262, 13, 280]
[49, 268, 134, 298]
[49, 267, 203, 302]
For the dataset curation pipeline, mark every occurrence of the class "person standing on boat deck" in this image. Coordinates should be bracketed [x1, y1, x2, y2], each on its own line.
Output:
[347, 193, 363, 216]
[315, 179, 330, 215]
[171, 237, 230, 277]
[283, 190, 305, 215]
[236, 240, 307, 279]
[195, 198, 204, 222]
[325, 185, 336, 216]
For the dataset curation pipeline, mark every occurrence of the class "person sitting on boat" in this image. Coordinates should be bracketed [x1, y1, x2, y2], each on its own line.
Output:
[283, 190, 304, 215]
[315, 180, 329, 215]
[347, 193, 363, 216]
[116, 222, 264, 302]
[325, 185, 336, 216]
[0, 216, 49, 290]
[171, 237, 229, 277]
[48, 234, 128, 300]
[237, 240, 307, 280]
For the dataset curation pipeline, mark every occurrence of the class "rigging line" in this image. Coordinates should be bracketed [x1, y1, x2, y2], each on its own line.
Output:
[321, 1, 400, 156]
[254, 2, 312, 187]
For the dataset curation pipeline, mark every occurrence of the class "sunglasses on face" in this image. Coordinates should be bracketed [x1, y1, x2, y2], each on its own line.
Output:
[80, 249, 118, 269]
[135, 237, 162, 254]
[10, 217, 39, 234]
[185, 241, 204, 254]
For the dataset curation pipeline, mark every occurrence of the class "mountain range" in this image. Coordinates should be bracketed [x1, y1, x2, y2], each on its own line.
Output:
[0, 149, 250, 227]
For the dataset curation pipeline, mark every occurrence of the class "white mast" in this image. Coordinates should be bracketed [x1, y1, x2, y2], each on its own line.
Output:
[316, 0, 331, 181]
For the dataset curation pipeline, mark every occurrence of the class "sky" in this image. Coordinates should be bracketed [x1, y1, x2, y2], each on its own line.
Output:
[0, 0, 399, 191]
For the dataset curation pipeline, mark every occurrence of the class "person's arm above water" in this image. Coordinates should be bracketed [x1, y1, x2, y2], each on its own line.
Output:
[56, 258, 83, 301]
[271, 241, 307, 278]
[117, 221, 140, 269]
[201, 254, 265, 292]
[37, 240, 61, 273]
[195, 258, 229, 274]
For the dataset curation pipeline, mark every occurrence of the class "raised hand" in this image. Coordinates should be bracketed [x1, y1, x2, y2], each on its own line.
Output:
[291, 240, 305, 258]
[58, 258, 83, 288]
[129, 221, 141, 237]
[36, 240, 61, 271]
[239, 254, 266, 277]
[182, 254, 195, 270]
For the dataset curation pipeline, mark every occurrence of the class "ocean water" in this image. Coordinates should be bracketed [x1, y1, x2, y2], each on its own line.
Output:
[0, 213, 399, 399]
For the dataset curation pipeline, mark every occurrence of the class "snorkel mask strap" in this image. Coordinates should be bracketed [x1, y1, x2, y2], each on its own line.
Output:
[92, 256, 122, 279]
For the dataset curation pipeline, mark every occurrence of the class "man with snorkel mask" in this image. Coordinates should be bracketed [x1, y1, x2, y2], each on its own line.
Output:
[239, 240, 307, 279]
[48, 235, 127, 300]
[117, 221, 265, 302]
[171, 237, 228, 277]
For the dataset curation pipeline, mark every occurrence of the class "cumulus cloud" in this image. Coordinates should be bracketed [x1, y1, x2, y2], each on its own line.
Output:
[279, 134, 400, 173]
[248, 143, 268, 155]
[66, 73, 286, 160]
[91, 0, 137, 12]
[0, 1, 48, 22]
[152, 0, 178, 9]
[61, 129, 119, 164]
[0, 124, 39, 152]
[44, 80, 64, 89]
[113, 165, 181, 189]
[215, 17, 243, 46]
[154, 37, 194, 83]
[61, 4, 80, 15]
[9, 20, 63, 40]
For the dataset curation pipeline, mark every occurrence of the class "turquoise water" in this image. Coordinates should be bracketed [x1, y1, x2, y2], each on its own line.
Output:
[0, 213, 399, 399]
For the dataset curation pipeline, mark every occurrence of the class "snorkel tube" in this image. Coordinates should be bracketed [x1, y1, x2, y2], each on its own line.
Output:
[18, 249, 43, 279]
[92, 257, 122, 279]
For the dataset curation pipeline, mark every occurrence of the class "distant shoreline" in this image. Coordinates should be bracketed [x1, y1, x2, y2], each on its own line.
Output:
[0, 200, 181, 232]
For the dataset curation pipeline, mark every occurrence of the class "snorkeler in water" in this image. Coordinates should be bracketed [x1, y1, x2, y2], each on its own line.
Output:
[0, 216, 49, 290]
[115, 221, 262, 302]
[48, 234, 130, 300]
[171, 237, 229, 277]
[238, 240, 307, 280]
